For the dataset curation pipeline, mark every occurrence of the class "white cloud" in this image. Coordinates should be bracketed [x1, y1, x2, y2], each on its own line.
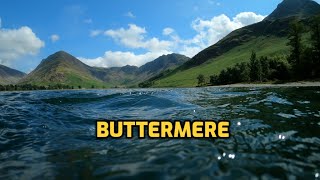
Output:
[178, 46, 202, 58]
[104, 24, 172, 51]
[50, 34, 60, 42]
[80, 50, 171, 68]
[90, 30, 103, 37]
[0, 25, 44, 66]
[104, 24, 146, 48]
[84, 18, 93, 24]
[83, 12, 265, 68]
[163, 27, 175, 36]
[125, 12, 136, 18]
[188, 12, 266, 50]
[234, 12, 266, 26]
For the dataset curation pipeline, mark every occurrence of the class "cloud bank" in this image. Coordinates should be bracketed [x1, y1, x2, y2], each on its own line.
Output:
[0, 19, 44, 66]
[84, 12, 265, 68]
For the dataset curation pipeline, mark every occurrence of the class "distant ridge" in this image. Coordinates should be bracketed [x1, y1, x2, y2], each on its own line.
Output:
[86, 53, 190, 87]
[265, 0, 320, 21]
[19, 51, 106, 88]
[19, 51, 190, 88]
[138, 54, 190, 75]
[0, 65, 26, 85]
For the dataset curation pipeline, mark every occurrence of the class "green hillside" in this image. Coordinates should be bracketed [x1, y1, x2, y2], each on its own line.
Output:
[153, 36, 289, 87]
[150, 0, 320, 87]
[19, 51, 109, 88]
[19, 51, 189, 88]
[0, 65, 26, 85]
[90, 54, 190, 87]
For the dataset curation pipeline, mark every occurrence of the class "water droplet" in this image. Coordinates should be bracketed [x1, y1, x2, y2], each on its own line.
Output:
[237, 122, 241, 126]
[278, 134, 286, 140]
[217, 156, 221, 160]
[223, 153, 226, 157]
[315, 173, 319, 178]
[228, 154, 235, 159]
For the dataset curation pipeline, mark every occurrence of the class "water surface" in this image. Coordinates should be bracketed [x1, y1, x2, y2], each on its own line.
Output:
[0, 87, 319, 179]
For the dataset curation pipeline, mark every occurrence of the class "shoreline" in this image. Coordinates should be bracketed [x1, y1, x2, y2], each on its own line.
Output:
[1, 81, 320, 93]
[210, 81, 320, 88]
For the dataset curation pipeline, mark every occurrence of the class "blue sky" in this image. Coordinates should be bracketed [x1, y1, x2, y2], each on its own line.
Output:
[0, 0, 318, 72]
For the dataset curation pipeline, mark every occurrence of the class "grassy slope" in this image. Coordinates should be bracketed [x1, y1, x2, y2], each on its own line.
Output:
[153, 36, 289, 87]
[22, 62, 110, 88]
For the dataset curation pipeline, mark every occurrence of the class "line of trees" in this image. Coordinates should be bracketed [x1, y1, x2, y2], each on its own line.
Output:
[197, 16, 320, 86]
[288, 17, 320, 79]
[0, 84, 100, 91]
[200, 52, 291, 86]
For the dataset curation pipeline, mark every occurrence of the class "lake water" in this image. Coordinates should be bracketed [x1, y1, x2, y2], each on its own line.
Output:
[0, 87, 320, 179]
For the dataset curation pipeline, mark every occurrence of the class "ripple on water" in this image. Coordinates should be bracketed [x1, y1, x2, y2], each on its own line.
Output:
[0, 87, 320, 179]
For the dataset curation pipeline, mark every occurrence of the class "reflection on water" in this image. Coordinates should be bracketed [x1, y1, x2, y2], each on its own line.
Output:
[0, 87, 320, 179]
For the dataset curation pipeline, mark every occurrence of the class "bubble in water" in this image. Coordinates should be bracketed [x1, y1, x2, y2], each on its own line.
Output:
[237, 122, 241, 126]
[223, 153, 226, 157]
[316, 173, 319, 178]
[217, 156, 221, 160]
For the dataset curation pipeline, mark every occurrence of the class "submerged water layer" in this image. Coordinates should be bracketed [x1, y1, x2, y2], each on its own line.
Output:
[0, 87, 319, 179]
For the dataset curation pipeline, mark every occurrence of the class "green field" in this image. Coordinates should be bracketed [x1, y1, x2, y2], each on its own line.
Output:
[152, 36, 290, 87]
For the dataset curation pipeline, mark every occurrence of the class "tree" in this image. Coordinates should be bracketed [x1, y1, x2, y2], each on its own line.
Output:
[287, 21, 304, 76]
[237, 62, 250, 82]
[139, 81, 154, 88]
[310, 16, 320, 76]
[249, 51, 262, 82]
[300, 47, 314, 78]
[260, 56, 270, 81]
[218, 69, 229, 85]
[268, 57, 291, 81]
[210, 75, 219, 85]
[197, 74, 205, 86]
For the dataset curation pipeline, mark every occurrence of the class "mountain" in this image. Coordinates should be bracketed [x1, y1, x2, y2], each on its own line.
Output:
[150, 0, 320, 87]
[19, 51, 189, 88]
[89, 53, 189, 87]
[0, 65, 26, 85]
[138, 54, 190, 75]
[265, 0, 320, 21]
[19, 51, 107, 88]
